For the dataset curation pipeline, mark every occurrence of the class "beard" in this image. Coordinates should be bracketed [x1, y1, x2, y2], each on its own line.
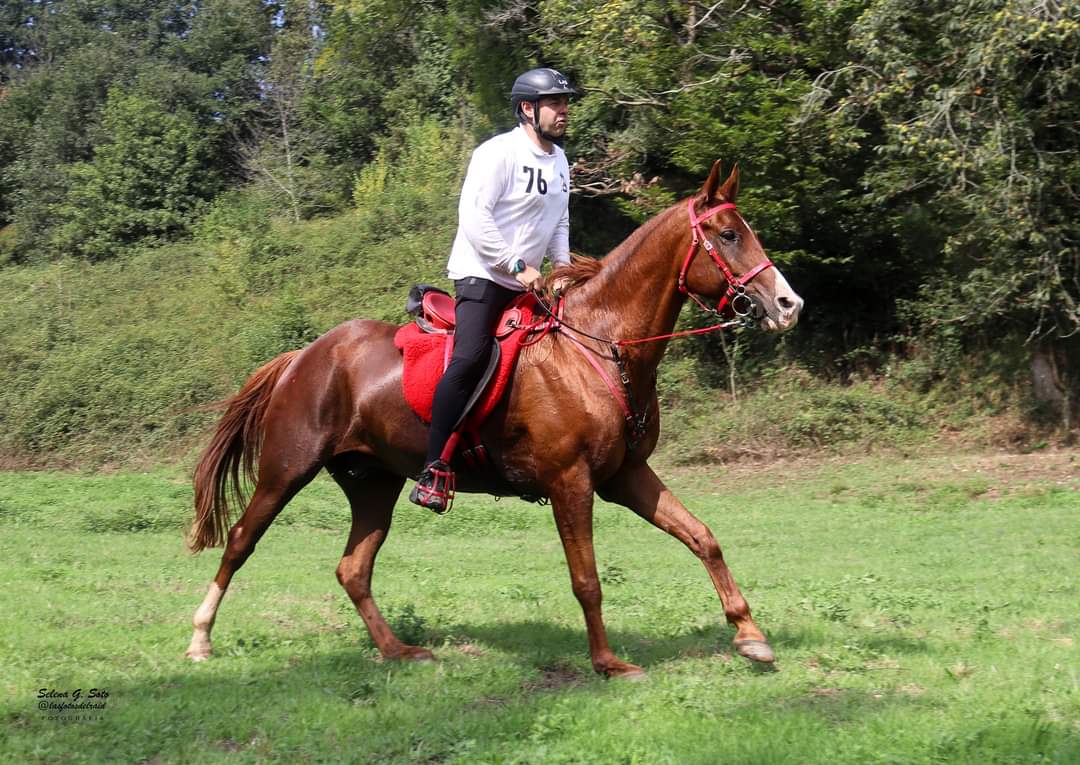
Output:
[538, 118, 567, 146]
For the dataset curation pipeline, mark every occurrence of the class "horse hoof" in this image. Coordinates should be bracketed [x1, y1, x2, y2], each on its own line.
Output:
[388, 646, 435, 663]
[185, 649, 211, 662]
[734, 639, 775, 664]
[606, 664, 647, 681]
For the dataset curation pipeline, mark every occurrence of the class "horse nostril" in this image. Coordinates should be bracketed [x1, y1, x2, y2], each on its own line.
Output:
[777, 296, 794, 311]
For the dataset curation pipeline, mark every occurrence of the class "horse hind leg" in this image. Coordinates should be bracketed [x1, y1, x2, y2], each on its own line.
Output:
[186, 462, 321, 661]
[329, 457, 433, 662]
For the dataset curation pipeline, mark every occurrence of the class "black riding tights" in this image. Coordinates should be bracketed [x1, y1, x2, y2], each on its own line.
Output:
[425, 277, 520, 465]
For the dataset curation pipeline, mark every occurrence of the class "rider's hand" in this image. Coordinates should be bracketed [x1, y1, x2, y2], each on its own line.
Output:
[550, 276, 569, 297]
[515, 265, 544, 292]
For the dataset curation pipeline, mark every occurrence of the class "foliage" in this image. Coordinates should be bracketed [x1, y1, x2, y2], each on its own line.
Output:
[804, 0, 1080, 400]
[236, 2, 346, 221]
[0, 249, 234, 464]
[50, 91, 220, 260]
[313, 0, 507, 168]
[0, 0, 272, 257]
[0, 121, 469, 465]
[658, 359, 933, 464]
[1, 0, 1078, 463]
[352, 117, 472, 235]
[0, 199, 1055, 468]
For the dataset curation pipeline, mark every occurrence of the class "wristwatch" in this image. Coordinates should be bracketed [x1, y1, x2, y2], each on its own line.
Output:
[511, 258, 527, 274]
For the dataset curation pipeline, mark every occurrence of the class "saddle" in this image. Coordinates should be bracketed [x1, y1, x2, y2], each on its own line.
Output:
[394, 285, 541, 460]
[405, 283, 528, 336]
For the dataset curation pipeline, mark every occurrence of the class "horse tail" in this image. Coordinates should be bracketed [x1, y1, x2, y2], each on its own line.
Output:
[188, 350, 301, 553]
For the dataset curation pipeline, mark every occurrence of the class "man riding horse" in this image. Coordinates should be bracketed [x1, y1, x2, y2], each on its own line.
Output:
[186, 59, 804, 674]
[410, 67, 577, 513]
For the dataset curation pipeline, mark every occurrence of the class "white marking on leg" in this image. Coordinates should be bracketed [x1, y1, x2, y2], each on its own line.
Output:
[185, 582, 225, 661]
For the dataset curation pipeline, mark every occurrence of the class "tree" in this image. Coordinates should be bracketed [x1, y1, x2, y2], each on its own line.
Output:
[238, 0, 339, 221]
[524, 0, 899, 369]
[808, 0, 1080, 423]
[50, 90, 219, 260]
[0, 0, 274, 258]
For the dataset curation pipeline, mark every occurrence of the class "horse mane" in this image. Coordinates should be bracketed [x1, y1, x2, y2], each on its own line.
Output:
[546, 203, 683, 298]
[548, 254, 603, 293]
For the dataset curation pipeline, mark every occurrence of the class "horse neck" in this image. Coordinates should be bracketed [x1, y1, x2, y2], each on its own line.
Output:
[566, 204, 690, 373]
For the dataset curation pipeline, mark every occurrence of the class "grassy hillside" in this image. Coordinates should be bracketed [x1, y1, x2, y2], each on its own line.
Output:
[0, 138, 1059, 468]
[0, 216, 443, 466]
[0, 133, 465, 466]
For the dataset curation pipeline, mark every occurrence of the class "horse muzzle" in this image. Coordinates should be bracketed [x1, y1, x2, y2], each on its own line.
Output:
[754, 269, 803, 333]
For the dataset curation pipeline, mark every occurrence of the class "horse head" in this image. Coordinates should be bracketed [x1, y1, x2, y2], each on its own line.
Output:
[681, 161, 803, 333]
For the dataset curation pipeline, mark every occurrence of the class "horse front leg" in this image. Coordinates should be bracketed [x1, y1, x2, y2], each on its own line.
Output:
[549, 466, 646, 679]
[598, 462, 775, 664]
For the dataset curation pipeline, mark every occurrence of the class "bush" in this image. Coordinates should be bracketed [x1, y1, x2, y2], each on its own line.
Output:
[657, 363, 929, 463]
[779, 382, 925, 448]
[237, 293, 320, 372]
[352, 117, 469, 237]
[50, 91, 220, 261]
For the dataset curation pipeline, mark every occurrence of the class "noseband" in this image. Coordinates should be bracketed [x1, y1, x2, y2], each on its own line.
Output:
[679, 198, 774, 318]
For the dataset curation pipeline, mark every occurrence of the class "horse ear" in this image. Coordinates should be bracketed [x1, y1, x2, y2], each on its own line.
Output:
[702, 160, 723, 201]
[717, 162, 739, 203]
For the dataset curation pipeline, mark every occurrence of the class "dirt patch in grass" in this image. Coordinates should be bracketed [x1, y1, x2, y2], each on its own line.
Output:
[466, 663, 586, 709]
[523, 664, 586, 692]
[680, 449, 1078, 496]
[960, 451, 1078, 486]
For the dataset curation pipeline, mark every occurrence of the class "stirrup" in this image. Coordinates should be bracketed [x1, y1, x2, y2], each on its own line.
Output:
[409, 460, 455, 514]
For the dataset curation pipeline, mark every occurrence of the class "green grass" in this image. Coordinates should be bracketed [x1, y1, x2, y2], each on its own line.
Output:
[1, 454, 1078, 764]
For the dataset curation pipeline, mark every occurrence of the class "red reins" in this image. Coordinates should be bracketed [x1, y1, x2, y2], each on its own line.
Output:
[521, 198, 776, 447]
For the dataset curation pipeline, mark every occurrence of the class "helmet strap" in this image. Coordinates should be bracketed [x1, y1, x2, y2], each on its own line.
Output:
[528, 99, 565, 147]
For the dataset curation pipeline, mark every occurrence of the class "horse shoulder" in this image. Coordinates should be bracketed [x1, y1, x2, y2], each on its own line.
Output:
[503, 346, 629, 476]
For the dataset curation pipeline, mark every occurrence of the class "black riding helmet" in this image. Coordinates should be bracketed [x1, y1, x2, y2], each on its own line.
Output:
[511, 68, 575, 140]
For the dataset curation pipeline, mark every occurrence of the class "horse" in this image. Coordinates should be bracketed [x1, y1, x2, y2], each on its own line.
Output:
[185, 161, 803, 678]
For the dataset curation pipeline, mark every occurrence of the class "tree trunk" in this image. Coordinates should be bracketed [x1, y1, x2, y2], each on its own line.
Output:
[1031, 338, 1079, 437]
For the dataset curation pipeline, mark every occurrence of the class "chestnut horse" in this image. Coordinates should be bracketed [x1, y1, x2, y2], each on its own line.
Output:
[186, 161, 803, 678]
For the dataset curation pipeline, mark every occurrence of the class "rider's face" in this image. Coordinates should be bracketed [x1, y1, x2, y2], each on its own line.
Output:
[529, 95, 569, 138]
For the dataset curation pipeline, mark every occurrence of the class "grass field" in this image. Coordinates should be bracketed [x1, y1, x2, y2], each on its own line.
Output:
[1, 451, 1077, 764]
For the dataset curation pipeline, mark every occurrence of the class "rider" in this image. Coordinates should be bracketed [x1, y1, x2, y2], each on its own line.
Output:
[409, 67, 576, 513]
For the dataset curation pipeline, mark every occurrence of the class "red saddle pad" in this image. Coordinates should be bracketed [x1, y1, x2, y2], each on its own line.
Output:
[393, 293, 539, 426]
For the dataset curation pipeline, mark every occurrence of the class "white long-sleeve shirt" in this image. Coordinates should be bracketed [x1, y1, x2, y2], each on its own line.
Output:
[447, 126, 570, 290]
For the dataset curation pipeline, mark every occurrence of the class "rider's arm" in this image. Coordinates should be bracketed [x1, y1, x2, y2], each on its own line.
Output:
[457, 143, 518, 274]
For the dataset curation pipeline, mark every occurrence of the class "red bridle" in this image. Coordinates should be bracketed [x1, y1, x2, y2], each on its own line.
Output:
[524, 197, 778, 449]
[679, 198, 774, 318]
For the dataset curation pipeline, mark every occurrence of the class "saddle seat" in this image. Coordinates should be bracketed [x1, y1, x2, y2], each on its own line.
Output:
[420, 290, 455, 330]
[418, 288, 524, 338]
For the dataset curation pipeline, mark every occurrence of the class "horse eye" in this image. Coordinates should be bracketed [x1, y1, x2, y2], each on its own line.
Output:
[719, 230, 738, 243]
